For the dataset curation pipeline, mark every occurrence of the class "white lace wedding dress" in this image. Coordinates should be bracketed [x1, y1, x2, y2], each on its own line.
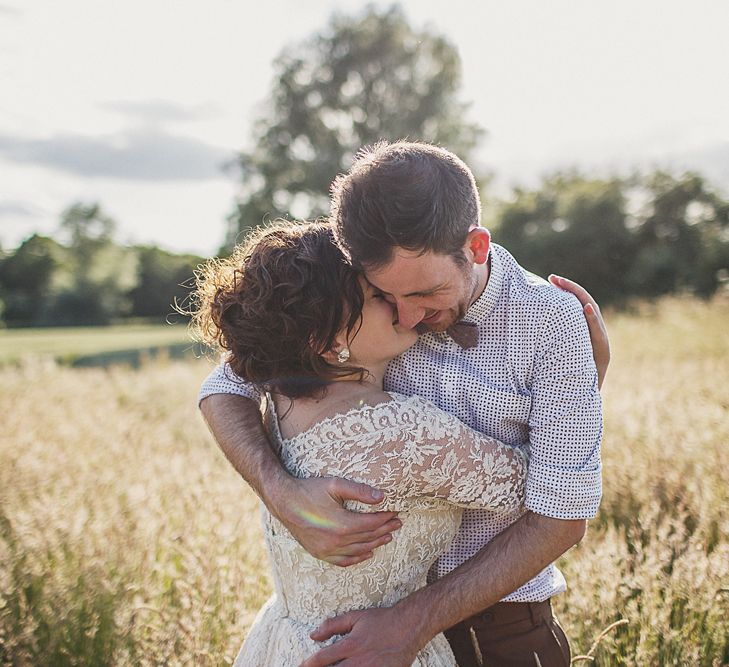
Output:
[233, 392, 528, 667]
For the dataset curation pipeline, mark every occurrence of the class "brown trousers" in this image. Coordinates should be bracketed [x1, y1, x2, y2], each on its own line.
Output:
[443, 600, 571, 667]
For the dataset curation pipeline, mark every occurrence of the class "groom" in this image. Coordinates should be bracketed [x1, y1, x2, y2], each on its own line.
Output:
[200, 141, 607, 666]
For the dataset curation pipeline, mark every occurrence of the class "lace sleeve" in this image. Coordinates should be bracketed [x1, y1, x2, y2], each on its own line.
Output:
[374, 398, 528, 514]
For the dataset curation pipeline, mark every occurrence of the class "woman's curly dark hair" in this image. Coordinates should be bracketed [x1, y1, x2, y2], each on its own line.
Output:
[190, 220, 366, 399]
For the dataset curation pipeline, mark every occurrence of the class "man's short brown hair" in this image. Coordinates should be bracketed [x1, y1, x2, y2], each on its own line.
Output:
[330, 140, 481, 269]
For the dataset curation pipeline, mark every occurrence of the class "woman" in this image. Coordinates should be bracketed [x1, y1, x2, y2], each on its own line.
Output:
[192, 220, 528, 666]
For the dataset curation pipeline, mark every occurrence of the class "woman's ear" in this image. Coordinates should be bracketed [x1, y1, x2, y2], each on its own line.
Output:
[317, 335, 349, 364]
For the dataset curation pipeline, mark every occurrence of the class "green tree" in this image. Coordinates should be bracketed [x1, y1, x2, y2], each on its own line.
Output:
[128, 246, 202, 319]
[59, 202, 115, 248]
[495, 171, 729, 304]
[49, 203, 138, 325]
[627, 172, 729, 297]
[495, 174, 637, 304]
[226, 4, 484, 249]
[0, 234, 68, 325]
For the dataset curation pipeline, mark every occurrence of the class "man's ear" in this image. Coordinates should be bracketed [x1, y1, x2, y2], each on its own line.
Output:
[466, 227, 491, 265]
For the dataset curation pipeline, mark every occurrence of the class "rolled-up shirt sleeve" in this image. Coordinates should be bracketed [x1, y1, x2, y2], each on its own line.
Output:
[525, 293, 603, 520]
[198, 362, 262, 406]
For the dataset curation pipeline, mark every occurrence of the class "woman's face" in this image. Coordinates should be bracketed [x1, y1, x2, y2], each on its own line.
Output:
[345, 277, 419, 367]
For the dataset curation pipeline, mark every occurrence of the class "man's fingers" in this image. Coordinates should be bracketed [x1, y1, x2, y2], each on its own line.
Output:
[338, 534, 393, 560]
[287, 478, 402, 563]
[326, 510, 400, 541]
[325, 531, 395, 566]
[300, 637, 353, 667]
[329, 477, 385, 505]
[327, 552, 374, 567]
[339, 517, 402, 546]
[310, 612, 359, 641]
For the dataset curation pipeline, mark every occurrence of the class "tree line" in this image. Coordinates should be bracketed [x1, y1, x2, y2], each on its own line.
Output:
[2, 167, 727, 328]
[0, 203, 203, 327]
[494, 170, 729, 304]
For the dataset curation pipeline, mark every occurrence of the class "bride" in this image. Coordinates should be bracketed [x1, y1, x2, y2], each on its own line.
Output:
[192, 220, 529, 666]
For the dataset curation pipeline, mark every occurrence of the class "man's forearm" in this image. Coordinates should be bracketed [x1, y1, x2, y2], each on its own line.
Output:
[200, 394, 291, 509]
[400, 511, 587, 646]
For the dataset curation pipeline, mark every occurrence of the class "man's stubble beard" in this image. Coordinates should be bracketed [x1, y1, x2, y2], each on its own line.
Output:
[418, 264, 479, 333]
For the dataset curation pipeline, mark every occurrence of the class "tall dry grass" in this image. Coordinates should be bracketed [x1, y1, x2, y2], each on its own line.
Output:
[1, 297, 728, 666]
[0, 360, 267, 665]
[555, 297, 729, 665]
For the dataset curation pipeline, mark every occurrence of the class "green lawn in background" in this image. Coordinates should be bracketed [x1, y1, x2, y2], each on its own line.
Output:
[0, 324, 197, 366]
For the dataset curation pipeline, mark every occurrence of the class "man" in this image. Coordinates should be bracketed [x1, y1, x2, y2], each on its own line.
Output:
[200, 141, 608, 666]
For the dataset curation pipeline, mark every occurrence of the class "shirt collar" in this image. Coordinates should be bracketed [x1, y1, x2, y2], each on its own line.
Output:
[463, 243, 506, 325]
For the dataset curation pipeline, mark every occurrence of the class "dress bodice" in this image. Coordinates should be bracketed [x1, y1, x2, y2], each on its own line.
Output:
[261, 392, 528, 626]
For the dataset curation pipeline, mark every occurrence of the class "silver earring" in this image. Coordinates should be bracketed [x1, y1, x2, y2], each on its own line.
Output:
[337, 347, 350, 364]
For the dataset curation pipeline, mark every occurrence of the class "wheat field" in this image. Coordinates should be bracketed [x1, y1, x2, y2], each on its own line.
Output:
[1, 298, 728, 666]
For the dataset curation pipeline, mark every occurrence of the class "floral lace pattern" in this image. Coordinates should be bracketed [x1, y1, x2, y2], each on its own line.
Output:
[234, 393, 527, 666]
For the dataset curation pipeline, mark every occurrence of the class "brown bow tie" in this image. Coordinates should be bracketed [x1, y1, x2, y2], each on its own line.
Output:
[446, 321, 479, 349]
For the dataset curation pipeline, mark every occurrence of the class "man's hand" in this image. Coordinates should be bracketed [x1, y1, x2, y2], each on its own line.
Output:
[200, 394, 401, 566]
[300, 606, 419, 667]
[549, 274, 610, 389]
[274, 475, 402, 567]
[299, 514, 588, 667]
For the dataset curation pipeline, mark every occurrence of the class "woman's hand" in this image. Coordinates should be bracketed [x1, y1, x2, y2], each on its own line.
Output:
[549, 274, 610, 390]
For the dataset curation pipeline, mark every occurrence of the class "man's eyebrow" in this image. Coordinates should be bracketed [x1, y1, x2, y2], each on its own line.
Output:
[364, 276, 447, 298]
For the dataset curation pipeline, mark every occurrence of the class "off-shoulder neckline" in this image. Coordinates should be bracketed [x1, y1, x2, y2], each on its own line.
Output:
[268, 391, 420, 446]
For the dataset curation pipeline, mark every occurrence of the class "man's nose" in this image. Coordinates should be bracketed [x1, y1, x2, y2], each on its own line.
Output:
[396, 302, 425, 330]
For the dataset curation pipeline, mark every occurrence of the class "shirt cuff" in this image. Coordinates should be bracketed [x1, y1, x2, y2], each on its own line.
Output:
[524, 461, 602, 520]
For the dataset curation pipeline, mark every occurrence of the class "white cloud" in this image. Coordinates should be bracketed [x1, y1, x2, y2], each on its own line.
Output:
[0, 127, 232, 181]
[99, 99, 220, 125]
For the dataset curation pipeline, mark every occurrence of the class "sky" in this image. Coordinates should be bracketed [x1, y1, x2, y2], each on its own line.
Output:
[1, 0, 728, 257]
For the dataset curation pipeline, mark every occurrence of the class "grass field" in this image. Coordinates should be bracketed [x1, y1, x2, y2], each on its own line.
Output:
[0, 324, 196, 366]
[1, 297, 728, 665]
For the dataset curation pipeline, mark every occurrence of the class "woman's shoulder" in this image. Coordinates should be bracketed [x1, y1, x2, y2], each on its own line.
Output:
[278, 391, 464, 451]
[275, 390, 405, 446]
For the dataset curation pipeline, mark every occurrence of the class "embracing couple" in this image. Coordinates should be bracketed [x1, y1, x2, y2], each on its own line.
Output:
[194, 141, 607, 666]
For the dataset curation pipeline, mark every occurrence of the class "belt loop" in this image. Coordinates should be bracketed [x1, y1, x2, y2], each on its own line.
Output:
[527, 602, 538, 626]
[468, 626, 484, 667]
